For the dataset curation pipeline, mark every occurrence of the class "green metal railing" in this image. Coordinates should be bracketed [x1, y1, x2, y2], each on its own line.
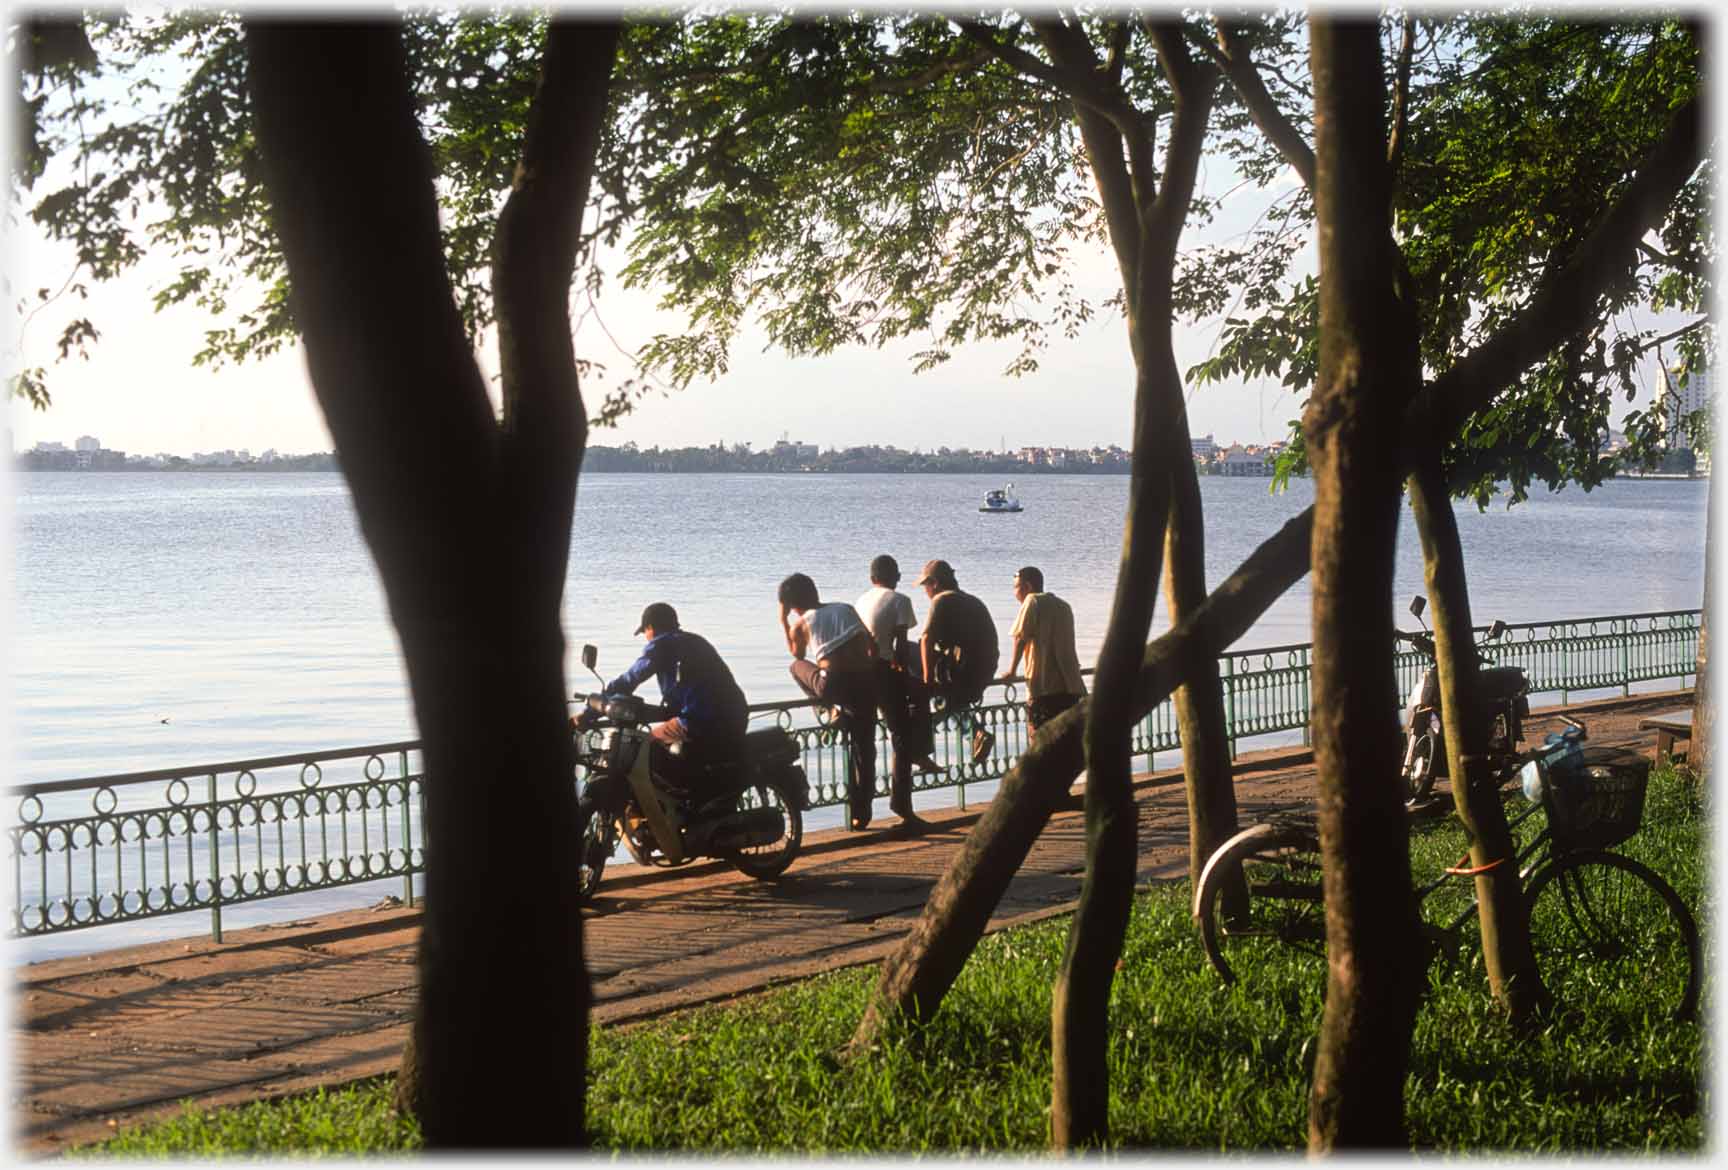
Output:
[8, 608, 1699, 942]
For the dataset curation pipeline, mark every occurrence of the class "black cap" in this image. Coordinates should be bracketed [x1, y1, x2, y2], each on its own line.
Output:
[869, 554, 900, 584]
[915, 558, 956, 587]
[634, 602, 678, 635]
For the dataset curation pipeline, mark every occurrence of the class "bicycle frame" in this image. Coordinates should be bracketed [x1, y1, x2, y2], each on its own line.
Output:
[1415, 794, 1551, 938]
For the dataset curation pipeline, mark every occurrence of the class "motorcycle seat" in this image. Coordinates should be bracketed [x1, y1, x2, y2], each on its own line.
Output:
[744, 727, 800, 766]
[1478, 666, 1528, 698]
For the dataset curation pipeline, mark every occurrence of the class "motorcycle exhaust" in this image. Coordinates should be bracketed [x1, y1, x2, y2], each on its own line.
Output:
[710, 808, 786, 850]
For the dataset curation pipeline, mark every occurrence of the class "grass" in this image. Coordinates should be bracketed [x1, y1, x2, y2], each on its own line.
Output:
[79, 764, 1707, 1155]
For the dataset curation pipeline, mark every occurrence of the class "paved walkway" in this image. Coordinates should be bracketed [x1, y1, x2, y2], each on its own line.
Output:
[10, 691, 1688, 1155]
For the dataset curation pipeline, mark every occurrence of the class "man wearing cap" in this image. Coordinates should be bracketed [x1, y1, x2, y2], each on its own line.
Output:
[779, 572, 930, 834]
[916, 559, 1000, 764]
[1002, 566, 1087, 740]
[600, 602, 748, 784]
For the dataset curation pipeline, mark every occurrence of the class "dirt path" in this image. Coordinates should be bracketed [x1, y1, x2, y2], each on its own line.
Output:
[10, 690, 1690, 1155]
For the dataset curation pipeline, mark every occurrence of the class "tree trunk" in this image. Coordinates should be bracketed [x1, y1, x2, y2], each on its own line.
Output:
[244, 20, 616, 1148]
[1303, 19, 1425, 1151]
[1040, 23, 1216, 1149]
[1166, 445, 1242, 899]
[1408, 456, 1548, 1023]
[1054, 382, 1174, 1148]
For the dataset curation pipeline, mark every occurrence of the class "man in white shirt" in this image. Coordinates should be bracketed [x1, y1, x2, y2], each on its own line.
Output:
[857, 555, 943, 779]
[857, 554, 919, 669]
[779, 572, 931, 834]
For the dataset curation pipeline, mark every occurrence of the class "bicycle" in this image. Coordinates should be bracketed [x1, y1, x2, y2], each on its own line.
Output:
[1192, 718, 1701, 1022]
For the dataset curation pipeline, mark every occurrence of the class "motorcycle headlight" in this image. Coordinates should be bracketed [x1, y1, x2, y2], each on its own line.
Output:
[1519, 758, 1545, 803]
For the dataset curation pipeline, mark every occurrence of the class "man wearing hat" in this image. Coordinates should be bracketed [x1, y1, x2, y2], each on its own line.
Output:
[600, 602, 748, 783]
[916, 559, 1000, 764]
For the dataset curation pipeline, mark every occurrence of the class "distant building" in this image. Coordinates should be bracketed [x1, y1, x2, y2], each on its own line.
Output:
[1662, 364, 1713, 449]
[1218, 444, 1274, 477]
[1191, 433, 1217, 461]
[75, 435, 101, 452]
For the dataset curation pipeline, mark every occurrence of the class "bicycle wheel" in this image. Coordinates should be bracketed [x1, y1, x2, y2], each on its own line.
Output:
[727, 777, 804, 880]
[1525, 849, 1700, 1023]
[1194, 820, 1326, 984]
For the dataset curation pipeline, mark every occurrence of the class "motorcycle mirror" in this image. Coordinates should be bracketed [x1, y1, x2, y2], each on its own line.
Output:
[1487, 619, 1507, 641]
[1408, 596, 1426, 619]
[580, 643, 605, 689]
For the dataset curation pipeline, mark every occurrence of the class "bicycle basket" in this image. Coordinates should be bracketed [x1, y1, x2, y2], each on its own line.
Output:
[1542, 746, 1650, 852]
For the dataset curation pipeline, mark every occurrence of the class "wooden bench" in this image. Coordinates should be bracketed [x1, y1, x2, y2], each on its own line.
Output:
[1638, 709, 1694, 762]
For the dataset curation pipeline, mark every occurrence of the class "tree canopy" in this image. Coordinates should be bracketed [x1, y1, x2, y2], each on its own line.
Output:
[1189, 15, 1710, 503]
[13, 12, 1708, 490]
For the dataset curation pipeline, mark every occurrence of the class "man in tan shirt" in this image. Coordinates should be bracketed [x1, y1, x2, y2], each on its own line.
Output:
[1002, 566, 1086, 740]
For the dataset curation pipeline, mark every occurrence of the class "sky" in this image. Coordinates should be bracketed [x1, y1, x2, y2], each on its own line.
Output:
[5, 188, 1322, 459]
[0, 10, 1697, 461]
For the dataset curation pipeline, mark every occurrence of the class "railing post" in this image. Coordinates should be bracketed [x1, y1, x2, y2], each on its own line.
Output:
[401, 749, 415, 908]
[1224, 655, 1238, 762]
[1620, 621, 1632, 697]
[207, 773, 223, 944]
[1300, 647, 1312, 748]
[842, 739, 855, 830]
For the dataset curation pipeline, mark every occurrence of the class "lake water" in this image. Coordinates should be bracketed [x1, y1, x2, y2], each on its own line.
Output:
[7, 470, 1709, 959]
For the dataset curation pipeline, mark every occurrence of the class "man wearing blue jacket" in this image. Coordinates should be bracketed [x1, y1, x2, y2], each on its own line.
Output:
[603, 602, 748, 786]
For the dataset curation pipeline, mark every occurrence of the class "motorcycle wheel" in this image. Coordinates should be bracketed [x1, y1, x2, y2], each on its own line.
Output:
[1404, 733, 1438, 803]
[728, 778, 803, 880]
[576, 799, 615, 902]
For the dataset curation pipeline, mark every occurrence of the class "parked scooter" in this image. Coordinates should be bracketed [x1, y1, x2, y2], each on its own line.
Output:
[570, 644, 809, 900]
[1398, 596, 1531, 803]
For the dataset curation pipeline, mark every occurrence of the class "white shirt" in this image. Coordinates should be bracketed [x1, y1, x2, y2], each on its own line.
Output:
[793, 602, 866, 662]
[855, 585, 917, 660]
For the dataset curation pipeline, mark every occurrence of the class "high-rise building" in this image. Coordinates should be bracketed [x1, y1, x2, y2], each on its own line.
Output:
[1661, 364, 1713, 450]
[75, 435, 101, 452]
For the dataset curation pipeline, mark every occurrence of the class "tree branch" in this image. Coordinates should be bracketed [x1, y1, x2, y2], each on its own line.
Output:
[1386, 13, 1416, 174]
[495, 20, 619, 452]
[1143, 19, 1216, 260]
[1209, 18, 1316, 190]
[867, 44, 993, 94]
[1103, 18, 1130, 85]
[958, 16, 1142, 136]
[1412, 93, 1705, 442]
[1031, 19, 1142, 305]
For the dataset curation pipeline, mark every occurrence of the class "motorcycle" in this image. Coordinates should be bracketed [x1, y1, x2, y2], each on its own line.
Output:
[570, 644, 809, 900]
[1398, 595, 1531, 804]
